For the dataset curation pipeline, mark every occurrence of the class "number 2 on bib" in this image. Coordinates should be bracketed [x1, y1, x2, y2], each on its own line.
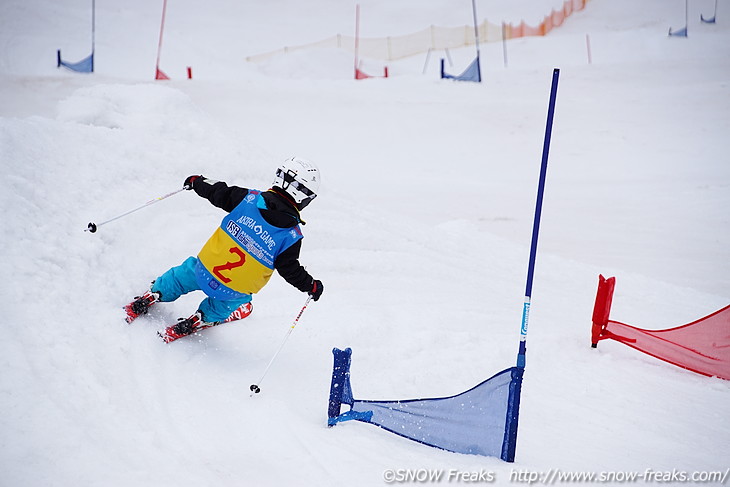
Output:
[212, 247, 246, 283]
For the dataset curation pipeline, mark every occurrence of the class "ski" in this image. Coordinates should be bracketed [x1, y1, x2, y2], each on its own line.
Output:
[222, 302, 254, 323]
[157, 302, 253, 343]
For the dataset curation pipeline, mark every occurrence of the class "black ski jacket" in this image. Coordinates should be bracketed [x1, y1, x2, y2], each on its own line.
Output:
[190, 177, 315, 293]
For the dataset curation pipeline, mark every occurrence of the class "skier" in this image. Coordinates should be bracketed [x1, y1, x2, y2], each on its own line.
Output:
[125, 156, 324, 342]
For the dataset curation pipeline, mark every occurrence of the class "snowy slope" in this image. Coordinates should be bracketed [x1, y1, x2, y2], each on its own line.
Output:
[1, 0, 729, 486]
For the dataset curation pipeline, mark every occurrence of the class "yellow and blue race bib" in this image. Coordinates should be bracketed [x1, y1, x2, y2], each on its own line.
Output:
[195, 190, 303, 300]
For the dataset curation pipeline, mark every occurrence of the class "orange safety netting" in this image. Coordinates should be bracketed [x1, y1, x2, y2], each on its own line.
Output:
[591, 275, 730, 380]
[246, 0, 590, 63]
[505, 0, 588, 38]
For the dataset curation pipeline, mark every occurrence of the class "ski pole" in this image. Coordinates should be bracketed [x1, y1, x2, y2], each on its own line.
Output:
[85, 187, 186, 233]
[250, 296, 313, 395]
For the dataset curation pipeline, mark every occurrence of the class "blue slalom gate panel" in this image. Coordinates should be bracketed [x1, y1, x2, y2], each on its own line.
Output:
[328, 348, 523, 461]
[57, 50, 94, 73]
[441, 56, 481, 82]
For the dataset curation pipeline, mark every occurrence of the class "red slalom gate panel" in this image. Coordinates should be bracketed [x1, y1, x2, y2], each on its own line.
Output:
[591, 275, 730, 380]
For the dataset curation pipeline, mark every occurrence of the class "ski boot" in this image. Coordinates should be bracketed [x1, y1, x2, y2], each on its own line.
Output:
[124, 290, 161, 324]
[158, 312, 221, 343]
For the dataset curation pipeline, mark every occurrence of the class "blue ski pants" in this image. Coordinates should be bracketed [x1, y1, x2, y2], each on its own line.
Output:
[151, 256, 252, 323]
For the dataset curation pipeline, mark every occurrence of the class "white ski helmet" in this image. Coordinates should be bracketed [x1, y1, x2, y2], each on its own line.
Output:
[273, 156, 320, 209]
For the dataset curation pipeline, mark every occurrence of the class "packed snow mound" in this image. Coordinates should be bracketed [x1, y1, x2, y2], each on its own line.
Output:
[57, 84, 204, 131]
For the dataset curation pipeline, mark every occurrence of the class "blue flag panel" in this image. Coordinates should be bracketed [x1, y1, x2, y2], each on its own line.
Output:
[353, 368, 515, 457]
[328, 348, 523, 461]
[57, 50, 94, 73]
[441, 56, 481, 82]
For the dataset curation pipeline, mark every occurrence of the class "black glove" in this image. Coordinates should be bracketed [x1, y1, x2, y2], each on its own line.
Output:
[184, 175, 202, 190]
[309, 280, 323, 302]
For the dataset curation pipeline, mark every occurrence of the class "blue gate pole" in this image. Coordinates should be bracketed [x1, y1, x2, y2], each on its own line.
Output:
[502, 68, 560, 463]
[517, 68, 560, 368]
[91, 0, 95, 72]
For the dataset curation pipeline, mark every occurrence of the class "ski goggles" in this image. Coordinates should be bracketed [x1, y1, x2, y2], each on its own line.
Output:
[277, 168, 317, 201]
